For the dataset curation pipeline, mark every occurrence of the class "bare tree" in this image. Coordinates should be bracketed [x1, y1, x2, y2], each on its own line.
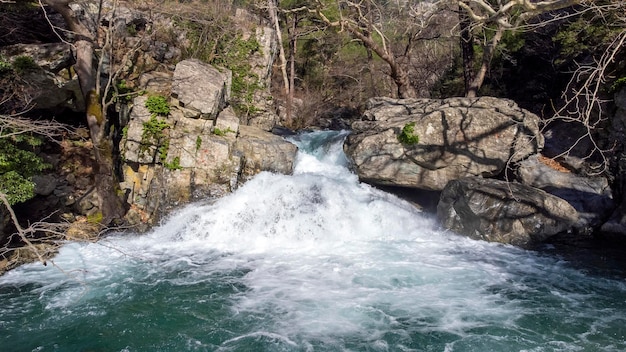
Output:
[447, 0, 586, 97]
[0, 113, 72, 270]
[458, 0, 475, 95]
[267, 0, 293, 124]
[0, 192, 67, 267]
[0, 114, 71, 141]
[293, 0, 419, 98]
[545, 5, 626, 174]
[40, 0, 126, 224]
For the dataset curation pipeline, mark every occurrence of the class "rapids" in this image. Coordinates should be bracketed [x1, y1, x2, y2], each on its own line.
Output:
[1, 130, 625, 351]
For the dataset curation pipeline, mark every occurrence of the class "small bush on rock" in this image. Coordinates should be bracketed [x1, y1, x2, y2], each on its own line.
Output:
[398, 122, 419, 145]
[145, 95, 170, 116]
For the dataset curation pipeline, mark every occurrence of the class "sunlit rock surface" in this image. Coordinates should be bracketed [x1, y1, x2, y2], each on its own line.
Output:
[345, 97, 544, 190]
[120, 60, 296, 228]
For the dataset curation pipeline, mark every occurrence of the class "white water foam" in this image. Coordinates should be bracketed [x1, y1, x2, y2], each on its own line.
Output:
[1, 130, 625, 351]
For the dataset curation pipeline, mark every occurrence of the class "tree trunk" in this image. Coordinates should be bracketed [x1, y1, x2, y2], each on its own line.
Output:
[86, 91, 126, 224]
[311, 5, 417, 99]
[268, 0, 292, 124]
[345, 27, 417, 99]
[466, 27, 504, 98]
[459, 0, 475, 96]
[44, 0, 125, 224]
[288, 14, 298, 124]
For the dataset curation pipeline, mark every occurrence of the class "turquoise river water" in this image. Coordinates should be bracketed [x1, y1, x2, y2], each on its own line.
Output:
[1, 130, 626, 351]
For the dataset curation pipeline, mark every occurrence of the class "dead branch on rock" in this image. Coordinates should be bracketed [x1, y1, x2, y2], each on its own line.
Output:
[0, 192, 69, 266]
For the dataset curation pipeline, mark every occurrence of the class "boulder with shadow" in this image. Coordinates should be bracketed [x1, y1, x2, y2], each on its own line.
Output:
[437, 177, 579, 248]
[344, 97, 543, 191]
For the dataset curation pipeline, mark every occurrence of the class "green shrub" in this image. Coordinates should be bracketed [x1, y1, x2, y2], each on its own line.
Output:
[0, 171, 35, 205]
[127, 23, 137, 36]
[158, 139, 170, 162]
[12, 55, 38, 73]
[164, 156, 182, 171]
[141, 115, 170, 160]
[212, 127, 234, 136]
[611, 77, 626, 93]
[145, 95, 170, 116]
[398, 122, 419, 145]
[87, 211, 104, 225]
[0, 135, 50, 204]
[142, 115, 169, 141]
[114, 80, 136, 103]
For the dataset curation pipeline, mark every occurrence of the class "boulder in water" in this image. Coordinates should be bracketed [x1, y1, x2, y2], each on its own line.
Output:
[437, 177, 579, 247]
[235, 125, 298, 181]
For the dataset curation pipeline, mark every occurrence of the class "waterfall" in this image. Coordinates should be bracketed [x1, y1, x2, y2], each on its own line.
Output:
[1, 130, 625, 351]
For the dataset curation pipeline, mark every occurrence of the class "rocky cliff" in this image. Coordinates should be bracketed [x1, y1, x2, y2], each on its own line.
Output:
[0, 2, 296, 267]
[120, 59, 297, 228]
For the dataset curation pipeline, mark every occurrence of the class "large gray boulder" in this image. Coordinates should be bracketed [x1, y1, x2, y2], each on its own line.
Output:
[345, 97, 543, 190]
[235, 125, 297, 180]
[437, 177, 579, 248]
[171, 59, 232, 119]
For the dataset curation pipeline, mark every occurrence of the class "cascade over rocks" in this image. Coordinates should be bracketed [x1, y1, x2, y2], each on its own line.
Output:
[0, 3, 289, 269]
[344, 97, 543, 191]
[437, 177, 579, 248]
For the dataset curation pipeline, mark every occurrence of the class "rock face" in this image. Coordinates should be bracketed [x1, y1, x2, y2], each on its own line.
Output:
[602, 87, 626, 238]
[345, 97, 544, 190]
[437, 177, 579, 247]
[171, 59, 231, 119]
[517, 155, 614, 229]
[232, 8, 280, 131]
[0, 43, 82, 112]
[120, 60, 297, 228]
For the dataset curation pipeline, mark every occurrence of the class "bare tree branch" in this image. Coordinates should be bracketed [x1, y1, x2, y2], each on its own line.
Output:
[0, 192, 48, 266]
[445, 0, 588, 96]
[544, 28, 626, 175]
[0, 114, 73, 143]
